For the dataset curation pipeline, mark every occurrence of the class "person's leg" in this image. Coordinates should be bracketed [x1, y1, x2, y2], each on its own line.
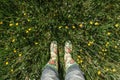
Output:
[41, 41, 59, 80]
[64, 41, 85, 80]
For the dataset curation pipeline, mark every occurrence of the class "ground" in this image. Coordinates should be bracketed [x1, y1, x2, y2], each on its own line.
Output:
[0, 0, 120, 80]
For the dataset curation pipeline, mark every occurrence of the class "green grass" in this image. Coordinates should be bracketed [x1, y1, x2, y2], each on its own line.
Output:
[0, 0, 120, 80]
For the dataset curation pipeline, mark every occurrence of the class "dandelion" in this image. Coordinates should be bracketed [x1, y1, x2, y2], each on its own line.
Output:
[27, 19, 30, 22]
[79, 59, 83, 63]
[112, 68, 116, 72]
[115, 23, 119, 28]
[94, 22, 99, 26]
[105, 42, 109, 47]
[0, 21, 3, 24]
[82, 65, 85, 68]
[103, 53, 106, 55]
[77, 55, 81, 58]
[19, 53, 22, 57]
[11, 69, 13, 72]
[102, 49, 105, 52]
[59, 26, 62, 29]
[104, 49, 107, 51]
[79, 24, 83, 28]
[35, 42, 38, 45]
[13, 49, 17, 53]
[26, 30, 29, 33]
[24, 13, 26, 16]
[5, 61, 9, 65]
[97, 70, 101, 75]
[88, 43, 90, 46]
[12, 39, 15, 42]
[9, 23, 13, 27]
[65, 26, 68, 29]
[89, 21, 93, 25]
[115, 46, 118, 48]
[107, 32, 111, 35]
[72, 26, 75, 29]
[88, 41, 94, 46]
[28, 28, 32, 31]
[106, 68, 109, 71]
[102, 48, 107, 52]
[15, 23, 19, 26]
[104, 67, 109, 71]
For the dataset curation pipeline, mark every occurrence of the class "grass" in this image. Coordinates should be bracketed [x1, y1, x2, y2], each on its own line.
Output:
[0, 0, 120, 80]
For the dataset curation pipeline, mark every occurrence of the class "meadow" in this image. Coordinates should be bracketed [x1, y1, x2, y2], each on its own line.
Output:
[0, 0, 120, 80]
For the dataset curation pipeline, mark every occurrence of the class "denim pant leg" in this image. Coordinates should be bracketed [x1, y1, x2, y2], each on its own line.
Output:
[41, 65, 59, 80]
[65, 63, 85, 80]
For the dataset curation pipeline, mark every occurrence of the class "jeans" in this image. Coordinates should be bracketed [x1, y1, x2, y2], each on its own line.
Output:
[41, 63, 85, 80]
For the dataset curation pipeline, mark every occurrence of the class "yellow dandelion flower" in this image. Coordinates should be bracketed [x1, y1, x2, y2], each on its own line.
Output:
[65, 26, 68, 29]
[106, 42, 109, 44]
[78, 55, 81, 58]
[80, 59, 83, 63]
[24, 13, 26, 16]
[107, 32, 111, 35]
[105, 68, 109, 71]
[59, 26, 62, 29]
[82, 65, 85, 68]
[16, 23, 19, 26]
[28, 28, 32, 31]
[89, 21, 93, 25]
[103, 53, 106, 55]
[88, 41, 93, 46]
[94, 22, 99, 26]
[112, 68, 116, 72]
[105, 42, 109, 47]
[27, 19, 30, 22]
[88, 43, 91, 46]
[11, 69, 13, 72]
[19, 53, 22, 57]
[35, 42, 38, 45]
[72, 26, 75, 29]
[5, 61, 9, 65]
[9, 23, 13, 27]
[105, 44, 108, 47]
[26, 30, 29, 33]
[102, 49, 105, 52]
[12, 39, 15, 42]
[115, 46, 118, 48]
[13, 49, 17, 53]
[97, 70, 101, 75]
[79, 24, 83, 28]
[104, 49, 107, 52]
[0, 21, 3, 24]
[115, 24, 119, 28]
